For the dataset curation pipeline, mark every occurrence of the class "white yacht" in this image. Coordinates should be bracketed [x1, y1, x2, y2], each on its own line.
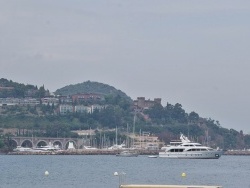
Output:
[159, 133, 223, 159]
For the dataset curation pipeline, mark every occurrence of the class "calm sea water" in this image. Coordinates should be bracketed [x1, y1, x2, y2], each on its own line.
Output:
[0, 154, 249, 188]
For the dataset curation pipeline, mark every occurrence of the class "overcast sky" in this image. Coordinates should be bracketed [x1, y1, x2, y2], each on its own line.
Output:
[1, 1, 250, 133]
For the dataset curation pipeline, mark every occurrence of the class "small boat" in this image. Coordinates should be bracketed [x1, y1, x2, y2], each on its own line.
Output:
[116, 150, 139, 157]
[13, 146, 33, 152]
[108, 143, 127, 150]
[83, 146, 98, 150]
[148, 155, 158, 158]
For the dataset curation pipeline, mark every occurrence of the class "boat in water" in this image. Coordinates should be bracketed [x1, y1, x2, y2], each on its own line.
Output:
[159, 133, 223, 159]
[116, 150, 139, 157]
[83, 146, 98, 150]
[148, 155, 158, 158]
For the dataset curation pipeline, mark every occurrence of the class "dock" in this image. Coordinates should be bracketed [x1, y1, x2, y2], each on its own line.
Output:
[8, 148, 250, 156]
[223, 150, 250, 155]
[120, 185, 222, 188]
[7, 149, 159, 155]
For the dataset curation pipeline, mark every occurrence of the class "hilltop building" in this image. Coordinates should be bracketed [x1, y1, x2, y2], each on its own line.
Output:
[59, 96, 73, 104]
[59, 104, 105, 115]
[0, 98, 40, 106]
[133, 97, 161, 111]
[41, 97, 59, 106]
[71, 93, 104, 103]
[75, 105, 92, 113]
[59, 104, 74, 114]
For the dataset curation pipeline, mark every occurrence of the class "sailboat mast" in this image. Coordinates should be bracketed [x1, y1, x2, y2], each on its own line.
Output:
[116, 126, 118, 145]
[126, 123, 129, 148]
[133, 114, 135, 147]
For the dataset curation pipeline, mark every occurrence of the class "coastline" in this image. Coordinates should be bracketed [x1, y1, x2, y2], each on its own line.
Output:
[6, 149, 250, 155]
[223, 150, 250, 155]
[7, 149, 158, 155]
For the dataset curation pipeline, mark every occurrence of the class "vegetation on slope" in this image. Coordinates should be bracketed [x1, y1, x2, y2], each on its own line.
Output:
[0, 78, 48, 98]
[55, 80, 132, 101]
[0, 78, 249, 151]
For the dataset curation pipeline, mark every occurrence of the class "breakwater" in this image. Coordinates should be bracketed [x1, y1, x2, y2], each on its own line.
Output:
[8, 149, 250, 155]
[223, 150, 250, 155]
[7, 149, 159, 155]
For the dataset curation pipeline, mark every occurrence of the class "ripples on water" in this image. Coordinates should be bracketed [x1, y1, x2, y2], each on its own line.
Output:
[0, 155, 249, 188]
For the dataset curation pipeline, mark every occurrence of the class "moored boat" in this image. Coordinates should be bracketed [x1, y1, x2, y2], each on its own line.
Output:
[13, 146, 33, 152]
[159, 133, 223, 159]
[83, 146, 98, 150]
[148, 155, 158, 158]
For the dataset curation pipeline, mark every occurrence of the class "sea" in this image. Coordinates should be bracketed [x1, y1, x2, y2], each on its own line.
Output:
[0, 155, 249, 188]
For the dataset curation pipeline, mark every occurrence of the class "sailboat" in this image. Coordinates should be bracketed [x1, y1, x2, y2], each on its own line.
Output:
[108, 127, 127, 150]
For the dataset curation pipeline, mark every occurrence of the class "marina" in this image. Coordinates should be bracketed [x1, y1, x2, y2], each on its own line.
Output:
[8, 148, 250, 156]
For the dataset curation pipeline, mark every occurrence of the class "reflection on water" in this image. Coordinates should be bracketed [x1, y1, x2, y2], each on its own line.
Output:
[0, 155, 249, 188]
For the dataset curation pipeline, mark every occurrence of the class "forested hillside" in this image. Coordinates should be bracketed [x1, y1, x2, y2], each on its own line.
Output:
[0, 78, 48, 98]
[1, 78, 250, 151]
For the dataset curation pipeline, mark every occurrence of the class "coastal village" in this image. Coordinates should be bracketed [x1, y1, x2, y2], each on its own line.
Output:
[0, 87, 164, 152]
[1, 81, 250, 156]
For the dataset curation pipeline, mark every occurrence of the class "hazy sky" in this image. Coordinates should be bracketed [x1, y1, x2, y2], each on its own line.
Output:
[1, 1, 250, 133]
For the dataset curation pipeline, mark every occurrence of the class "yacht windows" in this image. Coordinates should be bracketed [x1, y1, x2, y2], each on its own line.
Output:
[170, 149, 184, 152]
[186, 148, 207, 151]
[181, 144, 202, 147]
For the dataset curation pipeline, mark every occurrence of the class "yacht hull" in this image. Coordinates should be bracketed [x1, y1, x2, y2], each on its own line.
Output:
[159, 151, 223, 159]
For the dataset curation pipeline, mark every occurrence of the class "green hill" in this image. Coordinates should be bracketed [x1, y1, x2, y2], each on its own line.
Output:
[55, 80, 132, 101]
[0, 78, 48, 98]
[1, 78, 249, 151]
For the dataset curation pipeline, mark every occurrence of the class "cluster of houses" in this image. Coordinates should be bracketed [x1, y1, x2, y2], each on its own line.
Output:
[59, 104, 104, 115]
[0, 93, 105, 115]
[0, 91, 163, 149]
[0, 93, 162, 116]
[0, 97, 40, 106]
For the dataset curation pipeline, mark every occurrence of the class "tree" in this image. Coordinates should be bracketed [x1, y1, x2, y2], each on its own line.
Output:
[172, 103, 188, 123]
[188, 111, 199, 123]
[146, 104, 164, 121]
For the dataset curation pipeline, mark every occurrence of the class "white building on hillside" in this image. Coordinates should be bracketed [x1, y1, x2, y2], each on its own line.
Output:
[41, 97, 59, 106]
[75, 105, 91, 113]
[59, 105, 73, 114]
